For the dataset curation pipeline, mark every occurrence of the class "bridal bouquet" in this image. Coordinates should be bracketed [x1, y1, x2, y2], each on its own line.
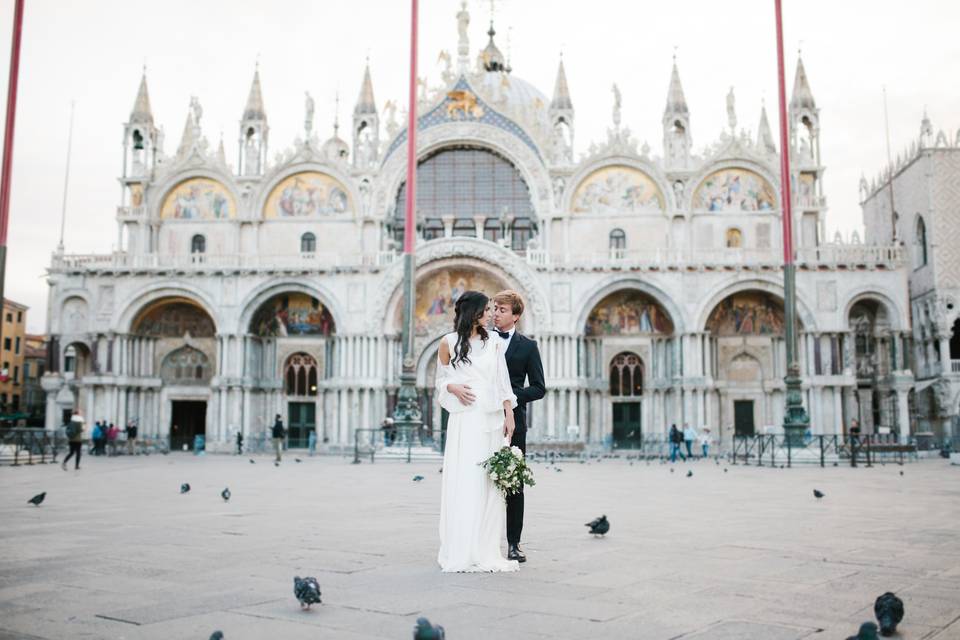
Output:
[480, 445, 535, 497]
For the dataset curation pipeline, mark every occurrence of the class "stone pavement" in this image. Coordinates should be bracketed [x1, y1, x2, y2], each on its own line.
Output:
[1, 452, 959, 640]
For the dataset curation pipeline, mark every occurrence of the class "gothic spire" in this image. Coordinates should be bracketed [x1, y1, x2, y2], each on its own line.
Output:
[664, 59, 688, 116]
[243, 65, 266, 122]
[757, 101, 776, 153]
[550, 56, 573, 111]
[129, 69, 154, 125]
[354, 62, 377, 116]
[790, 56, 816, 110]
[481, 21, 507, 72]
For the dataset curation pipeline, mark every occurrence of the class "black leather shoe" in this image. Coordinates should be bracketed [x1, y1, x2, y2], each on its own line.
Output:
[508, 544, 526, 563]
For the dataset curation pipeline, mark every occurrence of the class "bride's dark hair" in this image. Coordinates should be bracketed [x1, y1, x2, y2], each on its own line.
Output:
[451, 290, 489, 368]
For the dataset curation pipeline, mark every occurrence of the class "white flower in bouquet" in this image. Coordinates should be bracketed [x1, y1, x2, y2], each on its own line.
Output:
[510, 446, 524, 459]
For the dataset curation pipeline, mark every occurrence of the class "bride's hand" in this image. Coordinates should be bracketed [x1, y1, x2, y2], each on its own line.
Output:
[503, 413, 515, 441]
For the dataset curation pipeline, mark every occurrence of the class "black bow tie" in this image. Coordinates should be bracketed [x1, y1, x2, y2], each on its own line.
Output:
[495, 329, 510, 340]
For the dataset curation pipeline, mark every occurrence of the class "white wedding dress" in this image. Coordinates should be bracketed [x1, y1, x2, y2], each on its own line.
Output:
[436, 332, 519, 573]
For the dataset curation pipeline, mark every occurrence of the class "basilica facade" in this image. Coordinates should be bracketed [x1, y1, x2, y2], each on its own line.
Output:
[41, 7, 912, 451]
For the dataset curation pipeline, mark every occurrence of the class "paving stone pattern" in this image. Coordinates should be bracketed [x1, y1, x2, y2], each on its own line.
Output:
[1, 454, 958, 639]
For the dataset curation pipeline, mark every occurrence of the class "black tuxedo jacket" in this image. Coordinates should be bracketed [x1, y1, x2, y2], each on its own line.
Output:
[504, 332, 546, 430]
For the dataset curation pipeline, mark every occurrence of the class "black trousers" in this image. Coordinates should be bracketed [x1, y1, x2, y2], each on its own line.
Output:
[506, 421, 526, 546]
[62, 442, 82, 469]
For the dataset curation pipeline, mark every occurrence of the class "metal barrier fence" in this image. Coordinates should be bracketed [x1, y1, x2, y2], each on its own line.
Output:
[0, 428, 61, 465]
[731, 433, 918, 468]
[353, 425, 445, 463]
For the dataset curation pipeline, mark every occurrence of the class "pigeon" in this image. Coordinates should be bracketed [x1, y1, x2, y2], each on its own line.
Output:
[209, 632, 224, 640]
[221, 487, 231, 502]
[293, 576, 322, 609]
[899, 470, 904, 476]
[274, 461, 280, 467]
[295, 458, 302, 463]
[413, 616, 445, 640]
[874, 592, 904, 636]
[846, 621, 879, 640]
[27, 492, 46, 506]
[813, 489, 825, 499]
[555, 467, 563, 472]
[249, 459, 256, 464]
[585, 515, 610, 536]
[413, 475, 424, 482]
[180, 483, 191, 494]
[686, 470, 693, 478]
[670, 468, 675, 473]
[723, 468, 728, 473]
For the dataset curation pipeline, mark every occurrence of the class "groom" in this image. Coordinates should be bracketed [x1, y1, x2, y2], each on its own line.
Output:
[492, 290, 545, 564]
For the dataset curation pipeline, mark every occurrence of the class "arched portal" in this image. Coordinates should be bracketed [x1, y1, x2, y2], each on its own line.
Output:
[245, 293, 335, 447]
[847, 298, 895, 435]
[582, 288, 676, 445]
[705, 290, 796, 442]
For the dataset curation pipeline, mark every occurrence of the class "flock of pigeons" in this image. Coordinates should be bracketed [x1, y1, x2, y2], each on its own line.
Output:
[24, 455, 910, 638]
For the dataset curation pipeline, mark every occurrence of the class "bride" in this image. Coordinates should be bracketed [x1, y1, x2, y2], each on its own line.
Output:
[435, 290, 520, 573]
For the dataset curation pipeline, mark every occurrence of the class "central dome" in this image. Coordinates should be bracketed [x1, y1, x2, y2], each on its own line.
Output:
[472, 70, 551, 140]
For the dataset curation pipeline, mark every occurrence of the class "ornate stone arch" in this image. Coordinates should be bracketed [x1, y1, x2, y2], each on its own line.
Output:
[572, 276, 685, 337]
[374, 123, 552, 224]
[689, 159, 781, 213]
[842, 289, 906, 332]
[254, 161, 360, 221]
[237, 280, 344, 337]
[563, 156, 673, 215]
[115, 282, 220, 335]
[148, 169, 241, 222]
[373, 237, 550, 335]
[52, 290, 93, 336]
[694, 276, 817, 333]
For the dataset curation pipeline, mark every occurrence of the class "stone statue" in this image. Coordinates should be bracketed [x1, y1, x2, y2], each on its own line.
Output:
[383, 100, 399, 137]
[611, 83, 622, 128]
[673, 180, 685, 205]
[190, 96, 203, 127]
[304, 91, 315, 136]
[726, 86, 737, 132]
[457, 1, 470, 58]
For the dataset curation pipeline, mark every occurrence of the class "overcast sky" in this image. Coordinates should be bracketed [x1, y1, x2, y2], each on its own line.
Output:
[0, 0, 958, 334]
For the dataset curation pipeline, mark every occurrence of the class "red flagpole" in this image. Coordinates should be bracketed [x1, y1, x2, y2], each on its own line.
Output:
[0, 0, 25, 351]
[403, 0, 418, 254]
[774, 0, 793, 265]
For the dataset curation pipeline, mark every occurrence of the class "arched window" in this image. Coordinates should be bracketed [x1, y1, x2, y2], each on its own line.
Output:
[393, 146, 536, 250]
[726, 228, 743, 248]
[160, 346, 211, 385]
[915, 216, 928, 268]
[609, 352, 643, 397]
[284, 353, 319, 396]
[132, 129, 144, 150]
[609, 228, 626, 251]
[300, 232, 316, 253]
[422, 218, 444, 241]
[452, 218, 475, 237]
[483, 217, 502, 243]
[190, 234, 206, 254]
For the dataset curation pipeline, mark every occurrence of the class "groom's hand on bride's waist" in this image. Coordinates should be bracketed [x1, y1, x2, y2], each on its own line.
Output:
[447, 384, 476, 406]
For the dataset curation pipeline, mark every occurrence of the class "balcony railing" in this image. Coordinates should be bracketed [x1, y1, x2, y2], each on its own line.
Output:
[50, 251, 399, 273]
[526, 245, 904, 270]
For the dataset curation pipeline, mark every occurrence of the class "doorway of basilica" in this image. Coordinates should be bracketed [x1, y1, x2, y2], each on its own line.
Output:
[170, 400, 206, 450]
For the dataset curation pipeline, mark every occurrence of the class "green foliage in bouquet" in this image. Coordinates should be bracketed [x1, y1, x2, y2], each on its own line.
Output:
[480, 445, 536, 497]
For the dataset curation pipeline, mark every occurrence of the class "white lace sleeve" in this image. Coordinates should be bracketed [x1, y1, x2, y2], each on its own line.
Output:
[435, 336, 459, 412]
[496, 339, 518, 410]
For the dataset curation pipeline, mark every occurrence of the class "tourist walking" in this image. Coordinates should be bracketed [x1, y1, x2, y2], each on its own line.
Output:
[683, 423, 697, 459]
[849, 418, 861, 467]
[699, 427, 711, 458]
[107, 423, 120, 456]
[62, 411, 85, 471]
[272, 414, 285, 462]
[308, 429, 317, 455]
[90, 421, 103, 456]
[124, 420, 138, 455]
[235, 429, 244, 455]
[669, 424, 685, 462]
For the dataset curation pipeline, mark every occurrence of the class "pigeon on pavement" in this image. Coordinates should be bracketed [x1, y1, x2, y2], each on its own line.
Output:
[846, 621, 879, 640]
[813, 489, 825, 499]
[221, 487, 231, 502]
[874, 592, 904, 636]
[585, 515, 610, 536]
[686, 470, 693, 478]
[249, 459, 256, 464]
[180, 483, 191, 494]
[295, 458, 302, 463]
[209, 632, 224, 640]
[293, 576, 322, 609]
[27, 492, 46, 506]
[413, 475, 424, 482]
[413, 617, 445, 639]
